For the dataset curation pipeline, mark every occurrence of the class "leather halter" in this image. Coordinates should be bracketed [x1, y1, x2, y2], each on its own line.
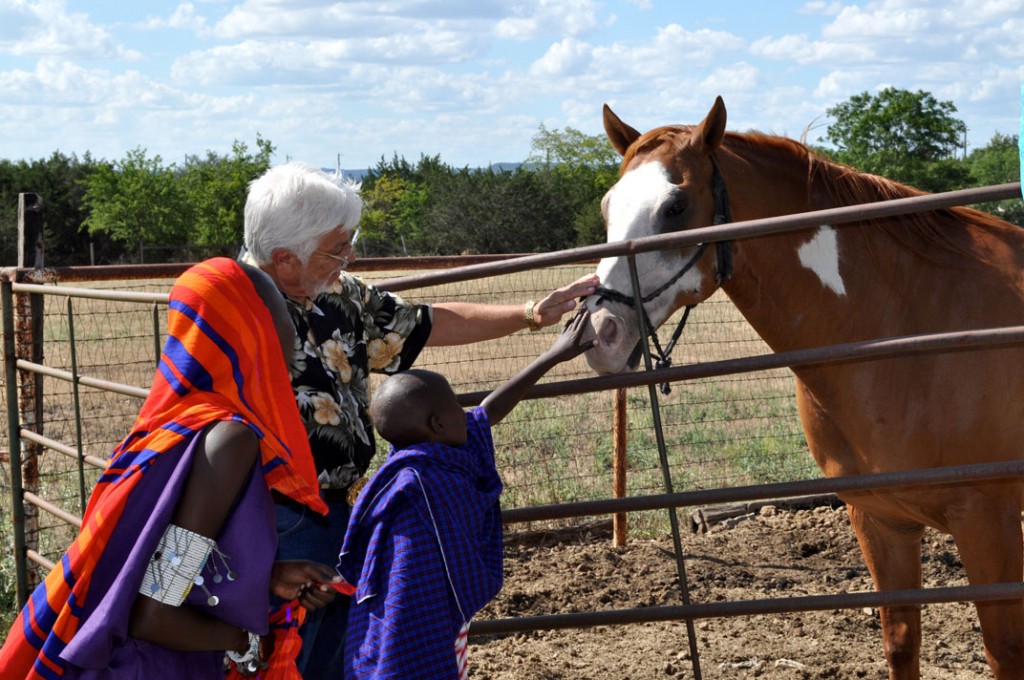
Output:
[592, 154, 734, 391]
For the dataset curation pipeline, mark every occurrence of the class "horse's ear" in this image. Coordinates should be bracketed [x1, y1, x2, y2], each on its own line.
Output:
[693, 96, 727, 154]
[603, 104, 641, 156]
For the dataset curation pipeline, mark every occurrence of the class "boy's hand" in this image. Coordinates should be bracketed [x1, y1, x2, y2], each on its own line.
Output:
[546, 307, 596, 362]
[484, 307, 596, 426]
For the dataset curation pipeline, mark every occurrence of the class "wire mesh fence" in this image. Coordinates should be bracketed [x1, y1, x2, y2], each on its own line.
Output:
[387, 265, 813, 529]
[0, 261, 813, 601]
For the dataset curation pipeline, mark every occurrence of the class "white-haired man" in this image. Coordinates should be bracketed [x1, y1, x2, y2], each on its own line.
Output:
[242, 161, 598, 679]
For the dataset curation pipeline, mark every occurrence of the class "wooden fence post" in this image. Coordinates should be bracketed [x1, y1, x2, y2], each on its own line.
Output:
[16, 192, 45, 586]
[18, 193, 44, 270]
[612, 387, 628, 546]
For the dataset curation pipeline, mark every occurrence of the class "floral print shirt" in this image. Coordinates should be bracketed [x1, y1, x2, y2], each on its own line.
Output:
[284, 272, 432, 490]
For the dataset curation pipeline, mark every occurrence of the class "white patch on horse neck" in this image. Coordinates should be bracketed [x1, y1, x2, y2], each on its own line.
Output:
[596, 162, 676, 285]
[798, 225, 846, 296]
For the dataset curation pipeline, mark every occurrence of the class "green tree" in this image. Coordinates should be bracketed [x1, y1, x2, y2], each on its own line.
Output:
[527, 123, 620, 168]
[181, 136, 275, 251]
[527, 124, 619, 245]
[965, 132, 1023, 225]
[358, 131, 617, 256]
[420, 165, 576, 255]
[358, 174, 431, 257]
[825, 88, 970, 191]
[0, 152, 108, 266]
[81, 148, 188, 263]
[359, 154, 450, 257]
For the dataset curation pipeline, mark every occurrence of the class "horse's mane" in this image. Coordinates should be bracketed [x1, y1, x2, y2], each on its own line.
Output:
[722, 131, 1016, 265]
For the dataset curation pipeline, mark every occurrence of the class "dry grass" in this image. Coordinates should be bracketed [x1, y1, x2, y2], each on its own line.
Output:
[0, 266, 812, 626]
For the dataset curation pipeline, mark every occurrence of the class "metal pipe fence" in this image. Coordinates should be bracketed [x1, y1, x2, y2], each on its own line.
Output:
[0, 181, 1021, 672]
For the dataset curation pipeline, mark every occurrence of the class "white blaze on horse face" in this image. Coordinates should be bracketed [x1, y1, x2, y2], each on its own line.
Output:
[601, 162, 674, 244]
[596, 161, 701, 307]
[586, 160, 707, 375]
[798, 225, 846, 296]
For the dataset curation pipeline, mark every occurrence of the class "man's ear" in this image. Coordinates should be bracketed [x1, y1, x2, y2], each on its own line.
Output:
[428, 413, 445, 436]
[270, 247, 299, 270]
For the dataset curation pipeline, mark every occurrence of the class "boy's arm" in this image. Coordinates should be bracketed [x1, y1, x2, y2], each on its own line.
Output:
[482, 309, 594, 426]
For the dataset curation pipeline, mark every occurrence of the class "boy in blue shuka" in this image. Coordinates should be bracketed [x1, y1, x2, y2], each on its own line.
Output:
[337, 309, 594, 680]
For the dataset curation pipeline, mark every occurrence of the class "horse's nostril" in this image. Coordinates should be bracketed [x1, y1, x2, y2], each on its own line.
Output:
[598, 316, 619, 346]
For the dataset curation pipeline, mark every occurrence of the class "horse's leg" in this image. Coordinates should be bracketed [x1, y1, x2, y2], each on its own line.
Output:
[847, 503, 925, 680]
[948, 494, 1024, 679]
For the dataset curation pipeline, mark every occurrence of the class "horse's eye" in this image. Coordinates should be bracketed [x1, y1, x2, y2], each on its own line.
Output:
[664, 198, 688, 218]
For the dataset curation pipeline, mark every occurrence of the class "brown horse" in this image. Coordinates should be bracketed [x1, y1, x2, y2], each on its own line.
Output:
[583, 96, 1024, 679]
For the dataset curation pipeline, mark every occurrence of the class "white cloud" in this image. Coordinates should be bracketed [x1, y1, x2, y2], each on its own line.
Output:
[701, 62, 761, 95]
[0, 54, 268, 162]
[213, 1, 386, 40]
[171, 40, 334, 86]
[494, 0, 602, 40]
[170, 26, 487, 88]
[799, 1, 844, 15]
[529, 38, 593, 77]
[1, 0, 1021, 167]
[822, 3, 932, 39]
[139, 2, 208, 32]
[750, 33, 876, 64]
[212, 0, 589, 43]
[0, 0, 140, 60]
[747, 0, 1023, 145]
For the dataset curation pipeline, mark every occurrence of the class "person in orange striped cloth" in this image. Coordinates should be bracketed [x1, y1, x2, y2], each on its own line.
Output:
[0, 258, 341, 679]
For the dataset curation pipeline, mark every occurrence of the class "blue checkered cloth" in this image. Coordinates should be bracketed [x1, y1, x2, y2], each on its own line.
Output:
[338, 406, 504, 679]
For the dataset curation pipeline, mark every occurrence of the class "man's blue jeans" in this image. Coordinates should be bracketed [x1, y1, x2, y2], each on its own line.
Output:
[274, 497, 352, 680]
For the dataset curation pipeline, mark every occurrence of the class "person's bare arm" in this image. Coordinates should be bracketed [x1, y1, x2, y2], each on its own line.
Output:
[481, 309, 595, 426]
[127, 422, 338, 653]
[426, 274, 598, 346]
[128, 420, 260, 652]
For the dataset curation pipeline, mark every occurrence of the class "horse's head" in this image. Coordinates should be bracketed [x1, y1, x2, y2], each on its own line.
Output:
[584, 96, 731, 375]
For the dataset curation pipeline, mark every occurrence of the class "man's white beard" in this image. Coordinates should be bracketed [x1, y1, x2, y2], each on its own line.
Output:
[301, 267, 336, 299]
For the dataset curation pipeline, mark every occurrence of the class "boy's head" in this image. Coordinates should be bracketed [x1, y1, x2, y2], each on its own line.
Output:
[369, 369, 467, 449]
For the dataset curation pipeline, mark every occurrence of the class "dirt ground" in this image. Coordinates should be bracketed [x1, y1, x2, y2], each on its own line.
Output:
[470, 504, 997, 679]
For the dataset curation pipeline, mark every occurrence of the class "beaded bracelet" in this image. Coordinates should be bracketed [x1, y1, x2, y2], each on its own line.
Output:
[226, 630, 261, 675]
[139, 523, 216, 606]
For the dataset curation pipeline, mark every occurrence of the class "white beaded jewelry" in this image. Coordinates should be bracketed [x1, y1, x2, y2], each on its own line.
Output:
[139, 523, 216, 606]
[226, 630, 261, 675]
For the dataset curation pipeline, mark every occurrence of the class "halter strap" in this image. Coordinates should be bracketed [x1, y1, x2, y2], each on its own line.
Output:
[711, 154, 734, 283]
[592, 243, 709, 307]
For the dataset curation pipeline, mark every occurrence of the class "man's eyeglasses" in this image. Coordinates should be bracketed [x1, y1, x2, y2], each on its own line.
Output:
[315, 227, 360, 266]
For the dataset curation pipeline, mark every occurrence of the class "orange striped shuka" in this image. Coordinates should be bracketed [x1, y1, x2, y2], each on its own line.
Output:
[0, 257, 325, 680]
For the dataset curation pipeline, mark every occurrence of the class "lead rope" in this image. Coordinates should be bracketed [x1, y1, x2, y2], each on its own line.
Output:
[651, 304, 694, 394]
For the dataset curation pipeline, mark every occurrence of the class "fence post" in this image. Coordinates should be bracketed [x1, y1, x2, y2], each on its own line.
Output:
[2, 276, 29, 605]
[16, 192, 45, 588]
[612, 387, 628, 546]
[18, 193, 44, 270]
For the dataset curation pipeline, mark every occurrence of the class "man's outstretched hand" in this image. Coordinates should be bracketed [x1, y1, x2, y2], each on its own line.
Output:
[532, 274, 600, 328]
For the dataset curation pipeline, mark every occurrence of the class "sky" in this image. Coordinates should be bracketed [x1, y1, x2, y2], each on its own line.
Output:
[1, 0, 1022, 171]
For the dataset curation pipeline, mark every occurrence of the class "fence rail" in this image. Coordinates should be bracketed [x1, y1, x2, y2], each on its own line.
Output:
[1, 181, 1022, 677]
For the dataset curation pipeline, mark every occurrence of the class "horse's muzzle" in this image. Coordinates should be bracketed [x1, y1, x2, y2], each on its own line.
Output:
[583, 305, 639, 375]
